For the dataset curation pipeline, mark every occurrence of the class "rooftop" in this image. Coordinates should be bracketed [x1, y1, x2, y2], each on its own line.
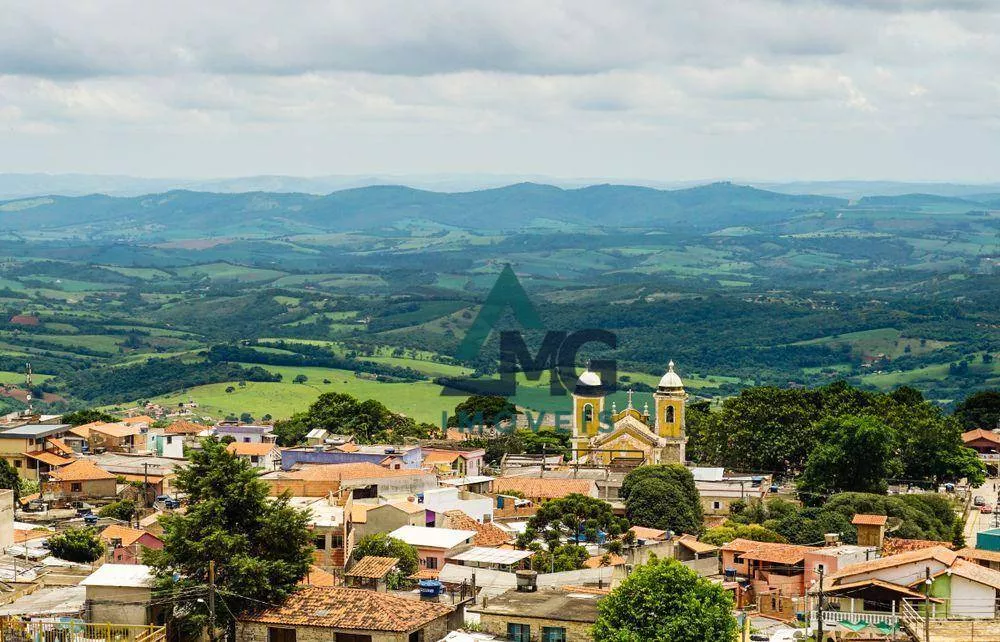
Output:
[164, 420, 206, 435]
[91, 423, 141, 438]
[300, 566, 337, 587]
[676, 534, 718, 554]
[99, 525, 156, 547]
[239, 586, 454, 632]
[491, 477, 594, 500]
[278, 462, 425, 482]
[0, 424, 70, 438]
[722, 539, 816, 565]
[285, 497, 345, 528]
[828, 546, 958, 582]
[447, 547, 533, 566]
[963, 428, 1000, 445]
[441, 510, 511, 547]
[388, 525, 476, 550]
[467, 587, 602, 623]
[852, 514, 888, 526]
[630, 525, 667, 541]
[47, 459, 115, 482]
[80, 563, 153, 588]
[440, 476, 495, 487]
[215, 424, 272, 434]
[226, 442, 279, 457]
[346, 556, 400, 579]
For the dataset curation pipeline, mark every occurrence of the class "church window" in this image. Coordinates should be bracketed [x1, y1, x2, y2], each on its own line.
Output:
[582, 404, 594, 423]
[665, 406, 675, 423]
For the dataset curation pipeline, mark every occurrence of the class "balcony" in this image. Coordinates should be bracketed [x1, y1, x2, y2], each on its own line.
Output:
[0, 618, 166, 642]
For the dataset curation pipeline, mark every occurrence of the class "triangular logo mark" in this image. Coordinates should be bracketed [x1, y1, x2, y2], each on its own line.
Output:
[455, 264, 542, 361]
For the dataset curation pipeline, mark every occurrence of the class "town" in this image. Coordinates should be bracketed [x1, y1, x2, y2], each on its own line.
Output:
[0, 363, 993, 642]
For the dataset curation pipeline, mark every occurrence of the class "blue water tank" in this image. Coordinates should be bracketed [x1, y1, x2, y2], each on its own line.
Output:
[419, 579, 443, 597]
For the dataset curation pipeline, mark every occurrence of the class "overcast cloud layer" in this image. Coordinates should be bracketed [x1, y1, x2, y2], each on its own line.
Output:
[1, 0, 998, 181]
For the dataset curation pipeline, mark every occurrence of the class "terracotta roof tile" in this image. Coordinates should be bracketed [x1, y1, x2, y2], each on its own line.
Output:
[882, 537, 953, 556]
[47, 459, 116, 482]
[300, 566, 337, 587]
[121, 415, 155, 426]
[441, 510, 511, 547]
[23, 450, 75, 467]
[677, 534, 719, 554]
[99, 525, 157, 547]
[164, 420, 205, 435]
[852, 514, 888, 526]
[346, 556, 399, 579]
[957, 547, 1000, 565]
[45, 438, 74, 455]
[286, 463, 418, 482]
[630, 526, 667, 541]
[90, 423, 141, 438]
[226, 442, 279, 457]
[582, 553, 626, 568]
[721, 539, 816, 565]
[963, 428, 1000, 445]
[828, 546, 957, 582]
[13, 528, 50, 544]
[491, 477, 595, 500]
[240, 586, 453, 631]
[941, 559, 1000, 591]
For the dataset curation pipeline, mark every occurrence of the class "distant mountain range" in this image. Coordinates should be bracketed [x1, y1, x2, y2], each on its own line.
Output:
[3, 172, 1000, 200]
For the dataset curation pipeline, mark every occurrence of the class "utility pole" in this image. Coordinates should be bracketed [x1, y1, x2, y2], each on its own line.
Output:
[924, 566, 931, 642]
[815, 566, 824, 642]
[208, 560, 216, 642]
[142, 462, 149, 511]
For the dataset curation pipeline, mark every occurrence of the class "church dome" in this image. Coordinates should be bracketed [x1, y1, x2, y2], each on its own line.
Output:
[657, 361, 684, 390]
[575, 368, 604, 395]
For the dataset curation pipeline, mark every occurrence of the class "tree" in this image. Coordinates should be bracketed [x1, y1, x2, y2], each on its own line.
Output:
[145, 438, 313, 638]
[529, 543, 590, 573]
[519, 494, 626, 553]
[352, 533, 419, 582]
[701, 524, 787, 547]
[886, 401, 985, 486]
[593, 557, 737, 642]
[61, 408, 117, 426]
[797, 415, 900, 500]
[98, 499, 136, 522]
[447, 395, 519, 429]
[273, 392, 423, 446]
[46, 527, 103, 563]
[0, 459, 21, 504]
[955, 391, 1000, 431]
[293, 374, 308, 384]
[622, 465, 704, 535]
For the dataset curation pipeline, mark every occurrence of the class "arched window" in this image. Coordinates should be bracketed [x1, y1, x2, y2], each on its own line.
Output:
[583, 403, 594, 424]
[665, 405, 675, 423]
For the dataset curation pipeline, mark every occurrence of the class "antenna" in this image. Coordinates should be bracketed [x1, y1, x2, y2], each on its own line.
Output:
[24, 362, 32, 415]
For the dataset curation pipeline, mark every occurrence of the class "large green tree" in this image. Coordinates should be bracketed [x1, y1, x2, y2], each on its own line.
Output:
[621, 465, 704, 535]
[447, 395, 519, 429]
[518, 494, 626, 552]
[145, 438, 313, 638]
[352, 533, 420, 578]
[954, 391, 1000, 431]
[593, 557, 737, 642]
[797, 415, 900, 499]
[61, 408, 117, 426]
[273, 392, 426, 446]
[0, 459, 22, 504]
[46, 527, 103, 563]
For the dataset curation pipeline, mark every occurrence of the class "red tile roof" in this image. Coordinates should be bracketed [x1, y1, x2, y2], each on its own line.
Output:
[240, 586, 453, 631]
[828, 546, 957, 582]
[582, 553, 626, 568]
[722, 539, 816, 565]
[441, 510, 511, 547]
[286, 463, 419, 482]
[963, 428, 1000, 445]
[164, 420, 205, 435]
[23, 450, 74, 467]
[226, 442, 279, 457]
[852, 514, 888, 526]
[100, 525, 159, 547]
[300, 566, 337, 587]
[882, 537, 953, 556]
[346, 556, 399, 579]
[491, 477, 595, 500]
[47, 459, 115, 482]
[629, 526, 667, 541]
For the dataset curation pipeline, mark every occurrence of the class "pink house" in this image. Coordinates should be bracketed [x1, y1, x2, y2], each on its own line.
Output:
[388, 525, 475, 573]
[99, 525, 164, 565]
[721, 539, 818, 597]
[803, 544, 878, 588]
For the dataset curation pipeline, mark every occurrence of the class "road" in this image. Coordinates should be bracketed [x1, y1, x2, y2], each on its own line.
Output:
[965, 477, 1000, 547]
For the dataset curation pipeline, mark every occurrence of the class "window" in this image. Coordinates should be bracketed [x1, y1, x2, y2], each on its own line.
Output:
[542, 627, 566, 642]
[582, 403, 594, 423]
[331, 534, 344, 549]
[712, 501, 722, 510]
[507, 623, 530, 642]
[243, 437, 251, 443]
[71, 483, 82, 493]
[815, 563, 825, 576]
[335, 635, 371, 642]
[665, 406, 675, 423]
[268, 628, 296, 642]
[12, 460, 20, 468]
[314, 536, 327, 550]
[425, 556, 438, 569]
[408, 631, 424, 642]
[250, 456, 259, 463]
[166, 436, 173, 444]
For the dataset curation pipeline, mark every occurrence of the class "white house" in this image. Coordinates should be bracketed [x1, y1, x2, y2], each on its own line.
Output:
[421, 487, 494, 524]
[226, 442, 281, 470]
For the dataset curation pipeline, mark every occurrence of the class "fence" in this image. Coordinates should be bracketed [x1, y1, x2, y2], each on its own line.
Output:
[0, 618, 166, 642]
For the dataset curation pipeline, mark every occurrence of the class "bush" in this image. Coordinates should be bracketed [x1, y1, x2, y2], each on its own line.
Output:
[46, 527, 104, 563]
[98, 499, 136, 522]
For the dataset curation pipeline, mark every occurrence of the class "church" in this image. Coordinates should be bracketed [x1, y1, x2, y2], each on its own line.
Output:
[570, 361, 687, 467]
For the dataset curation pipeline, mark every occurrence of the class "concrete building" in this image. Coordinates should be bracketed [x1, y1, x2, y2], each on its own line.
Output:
[281, 444, 423, 471]
[89, 423, 142, 453]
[422, 487, 493, 524]
[215, 424, 276, 444]
[262, 463, 438, 499]
[467, 585, 603, 642]
[80, 564, 160, 626]
[227, 441, 281, 470]
[287, 495, 354, 572]
[421, 448, 486, 477]
[388, 525, 475, 573]
[99, 525, 164, 565]
[0, 423, 73, 480]
[43, 459, 117, 502]
[355, 501, 426, 539]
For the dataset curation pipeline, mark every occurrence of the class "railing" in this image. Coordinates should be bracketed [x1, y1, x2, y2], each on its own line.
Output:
[820, 610, 899, 627]
[0, 618, 166, 642]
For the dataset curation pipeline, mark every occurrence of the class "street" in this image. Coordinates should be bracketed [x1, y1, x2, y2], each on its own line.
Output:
[965, 477, 1000, 547]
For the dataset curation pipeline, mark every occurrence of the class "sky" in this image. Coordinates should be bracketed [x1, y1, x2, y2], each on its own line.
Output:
[1, 0, 999, 182]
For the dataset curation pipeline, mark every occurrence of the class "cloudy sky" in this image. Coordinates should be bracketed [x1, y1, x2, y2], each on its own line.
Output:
[1, 0, 999, 182]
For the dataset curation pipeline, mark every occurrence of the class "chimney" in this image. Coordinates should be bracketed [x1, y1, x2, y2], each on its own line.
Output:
[515, 569, 538, 593]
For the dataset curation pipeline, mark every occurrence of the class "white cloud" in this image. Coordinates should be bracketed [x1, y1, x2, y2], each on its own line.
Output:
[0, 0, 998, 180]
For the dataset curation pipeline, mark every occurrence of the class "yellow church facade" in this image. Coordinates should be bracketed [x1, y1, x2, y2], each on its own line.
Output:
[570, 361, 687, 467]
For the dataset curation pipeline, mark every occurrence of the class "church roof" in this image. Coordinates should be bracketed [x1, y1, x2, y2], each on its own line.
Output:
[657, 361, 684, 390]
[574, 368, 604, 396]
[591, 414, 660, 448]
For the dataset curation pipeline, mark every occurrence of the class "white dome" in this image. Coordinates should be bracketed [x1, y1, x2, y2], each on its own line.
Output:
[658, 361, 684, 389]
[578, 369, 602, 388]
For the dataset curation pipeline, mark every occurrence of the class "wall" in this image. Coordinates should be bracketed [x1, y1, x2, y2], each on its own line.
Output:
[362, 505, 424, 539]
[423, 488, 493, 523]
[682, 556, 721, 577]
[0, 489, 13, 552]
[46, 478, 118, 500]
[837, 559, 950, 586]
[281, 448, 423, 471]
[924, 619, 1000, 642]
[85, 586, 152, 625]
[477, 613, 594, 642]
[949, 575, 996, 619]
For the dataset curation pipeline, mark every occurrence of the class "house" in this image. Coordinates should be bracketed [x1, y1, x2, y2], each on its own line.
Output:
[963, 428, 1000, 458]
[721, 539, 818, 598]
[355, 502, 426, 539]
[467, 583, 603, 642]
[262, 463, 437, 498]
[421, 487, 494, 524]
[674, 534, 719, 563]
[149, 431, 185, 458]
[89, 423, 142, 453]
[215, 424, 276, 444]
[287, 494, 354, 572]
[99, 525, 164, 564]
[305, 429, 330, 446]
[630, 526, 667, 546]
[235, 585, 455, 642]
[281, 443, 423, 471]
[163, 419, 205, 437]
[852, 514, 888, 548]
[440, 476, 494, 495]
[695, 479, 768, 516]
[0, 490, 14, 552]
[803, 544, 877, 587]
[388, 525, 476, 573]
[43, 459, 117, 501]
[227, 442, 281, 470]
[344, 555, 399, 591]
[0, 423, 73, 479]
[421, 448, 486, 477]
[80, 564, 162, 626]
[121, 415, 155, 429]
[490, 478, 598, 504]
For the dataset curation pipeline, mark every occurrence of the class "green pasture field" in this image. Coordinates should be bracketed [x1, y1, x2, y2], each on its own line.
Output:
[793, 328, 952, 359]
[172, 263, 287, 283]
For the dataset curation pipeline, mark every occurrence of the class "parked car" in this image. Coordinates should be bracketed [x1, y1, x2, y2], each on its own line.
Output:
[71, 501, 94, 516]
[156, 495, 180, 509]
[974, 495, 986, 506]
[981, 504, 993, 514]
